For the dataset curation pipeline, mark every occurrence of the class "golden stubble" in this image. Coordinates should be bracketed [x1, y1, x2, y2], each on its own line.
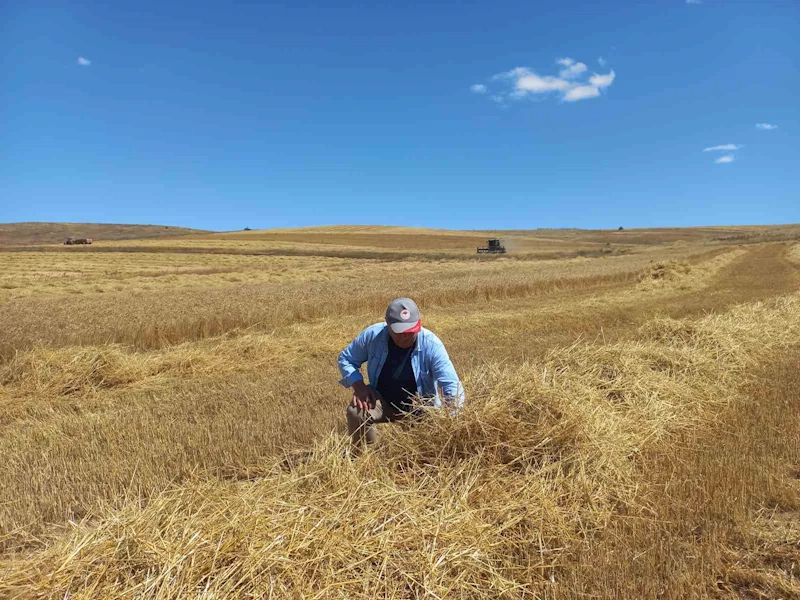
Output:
[0, 234, 798, 598]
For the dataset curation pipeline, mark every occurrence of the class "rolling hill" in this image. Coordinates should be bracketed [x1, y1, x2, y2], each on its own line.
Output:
[0, 222, 212, 246]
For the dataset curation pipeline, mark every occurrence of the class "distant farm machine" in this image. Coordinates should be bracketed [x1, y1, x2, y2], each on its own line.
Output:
[477, 238, 506, 254]
[64, 237, 92, 245]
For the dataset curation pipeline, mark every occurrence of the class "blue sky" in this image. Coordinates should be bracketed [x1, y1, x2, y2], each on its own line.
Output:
[2, 0, 798, 231]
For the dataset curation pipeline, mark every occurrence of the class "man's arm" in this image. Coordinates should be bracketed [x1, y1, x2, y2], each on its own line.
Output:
[428, 335, 465, 410]
[339, 326, 382, 411]
[338, 328, 371, 388]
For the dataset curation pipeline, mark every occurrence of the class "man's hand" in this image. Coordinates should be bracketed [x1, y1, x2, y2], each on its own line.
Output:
[351, 381, 379, 412]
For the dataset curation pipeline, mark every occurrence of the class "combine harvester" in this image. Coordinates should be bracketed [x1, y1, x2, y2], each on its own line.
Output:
[477, 238, 506, 254]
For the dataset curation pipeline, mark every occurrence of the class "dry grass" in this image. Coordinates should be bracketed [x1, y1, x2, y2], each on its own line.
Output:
[208, 223, 800, 246]
[0, 223, 209, 246]
[480, 223, 800, 245]
[0, 333, 323, 398]
[0, 250, 743, 401]
[0, 247, 769, 552]
[788, 242, 800, 264]
[564, 347, 800, 599]
[0, 251, 358, 300]
[634, 250, 746, 291]
[0, 245, 733, 355]
[2, 294, 799, 598]
[0, 226, 798, 598]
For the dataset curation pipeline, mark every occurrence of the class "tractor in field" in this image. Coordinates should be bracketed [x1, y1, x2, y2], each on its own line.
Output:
[477, 238, 506, 254]
[64, 237, 93, 245]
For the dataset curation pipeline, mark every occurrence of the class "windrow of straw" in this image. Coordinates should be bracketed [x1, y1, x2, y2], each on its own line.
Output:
[2, 293, 799, 599]
[0, 332, 338, 398]
[634, 248, 746, 291]
[788, 242, 800, 265]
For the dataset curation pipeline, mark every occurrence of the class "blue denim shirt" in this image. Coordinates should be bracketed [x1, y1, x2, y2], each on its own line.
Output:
[338, 323, 465, 409]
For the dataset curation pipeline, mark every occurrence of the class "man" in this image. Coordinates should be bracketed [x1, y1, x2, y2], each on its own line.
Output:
[339, 297, 465, 447]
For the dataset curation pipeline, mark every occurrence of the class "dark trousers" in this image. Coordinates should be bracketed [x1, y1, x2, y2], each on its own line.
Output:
[346, 397, 422, 446]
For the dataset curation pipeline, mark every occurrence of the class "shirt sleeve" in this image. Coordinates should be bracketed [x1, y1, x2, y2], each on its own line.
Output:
[338, 327, 372, 388]
[428, 334, 466, 410]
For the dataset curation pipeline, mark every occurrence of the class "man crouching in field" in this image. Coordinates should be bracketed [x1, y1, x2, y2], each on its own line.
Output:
[339, 297, 465, 448]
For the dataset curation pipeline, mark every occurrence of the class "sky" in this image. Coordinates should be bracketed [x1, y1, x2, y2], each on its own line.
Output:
[1, 0, 798, 231]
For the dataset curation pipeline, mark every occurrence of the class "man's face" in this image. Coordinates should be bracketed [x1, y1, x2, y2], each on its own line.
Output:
[388, 327, 418, 349]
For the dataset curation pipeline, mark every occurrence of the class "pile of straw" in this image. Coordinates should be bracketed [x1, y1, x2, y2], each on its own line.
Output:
[2, 295, 798, 599]
[635, 249, 745, 291]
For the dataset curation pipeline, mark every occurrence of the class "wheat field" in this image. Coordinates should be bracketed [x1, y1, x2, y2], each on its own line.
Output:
[0, 225, 798, 599]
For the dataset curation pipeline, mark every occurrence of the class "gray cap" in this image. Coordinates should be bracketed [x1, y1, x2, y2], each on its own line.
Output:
[385, 297, 421, 333]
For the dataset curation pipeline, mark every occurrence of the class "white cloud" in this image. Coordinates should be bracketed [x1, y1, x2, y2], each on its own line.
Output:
[703, 144, 742, 152]
[470, 84, 488, 94]
[559, 61, 588, 79]
[516, 70, 571, 93]
[478, 59, 615, 105]
[756, 123, 778, 130]
[702, 144, 741, 164]
[589, 71, 615, 88]
[563, 85, 601, 102]
[77, 56, 91, 66]
[598, 56, 607, 67]
[491, 67, 528, 81]
[686, 0, 703, 4]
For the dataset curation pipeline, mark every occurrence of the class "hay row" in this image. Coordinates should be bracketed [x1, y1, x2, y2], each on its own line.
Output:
[0, 332, 338, 399]
[788, 242, 800, 265]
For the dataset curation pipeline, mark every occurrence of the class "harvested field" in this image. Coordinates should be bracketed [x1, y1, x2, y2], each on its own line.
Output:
[0, 223, 209, 246]
[0, 225, 798, 598]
